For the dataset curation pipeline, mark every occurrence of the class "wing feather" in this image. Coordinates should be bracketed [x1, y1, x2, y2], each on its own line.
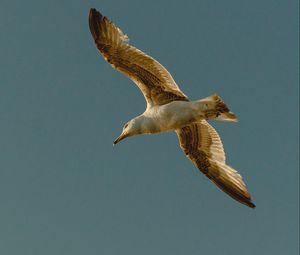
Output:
[89, 8, 188, 106]
[176, 121, 255, 208]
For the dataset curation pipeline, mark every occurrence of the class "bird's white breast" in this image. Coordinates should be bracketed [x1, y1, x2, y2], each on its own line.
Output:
[144, 101, 200, 132]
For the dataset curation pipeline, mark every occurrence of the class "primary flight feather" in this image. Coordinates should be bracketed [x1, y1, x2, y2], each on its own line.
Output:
[89, 8, 255, 208]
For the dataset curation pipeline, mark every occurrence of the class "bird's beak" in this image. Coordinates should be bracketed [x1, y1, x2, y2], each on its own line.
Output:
[113, 133, 128, 145]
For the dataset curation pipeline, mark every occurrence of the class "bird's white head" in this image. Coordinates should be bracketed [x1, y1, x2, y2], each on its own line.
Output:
[113, 118, 142, 145]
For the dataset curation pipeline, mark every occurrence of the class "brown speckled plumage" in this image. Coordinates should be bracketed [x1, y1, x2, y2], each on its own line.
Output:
[89, 8, 188, 106]
[177, 121, 255, 208]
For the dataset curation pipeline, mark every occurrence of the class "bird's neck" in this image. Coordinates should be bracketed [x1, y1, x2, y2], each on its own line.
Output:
[134, 115, 160, 134]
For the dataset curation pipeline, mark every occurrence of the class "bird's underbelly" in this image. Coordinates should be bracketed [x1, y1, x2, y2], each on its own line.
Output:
[147, 101, 201, 132]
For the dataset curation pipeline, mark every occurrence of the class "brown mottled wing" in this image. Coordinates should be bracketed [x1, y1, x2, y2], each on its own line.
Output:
[176, 120, 255, 208]
[89, 9, 188, 106]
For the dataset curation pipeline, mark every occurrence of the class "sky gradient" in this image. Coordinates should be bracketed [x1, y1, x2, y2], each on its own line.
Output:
[0, 0, 299, 254]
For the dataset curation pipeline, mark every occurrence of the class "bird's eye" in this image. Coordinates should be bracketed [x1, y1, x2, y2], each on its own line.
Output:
[124, 123, 129, 129]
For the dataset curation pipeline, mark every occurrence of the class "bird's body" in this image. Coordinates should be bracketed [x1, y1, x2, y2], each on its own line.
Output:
[132, 96, 233, 134]
[144, 101, 199, 133]
[89, 8, 255, 208]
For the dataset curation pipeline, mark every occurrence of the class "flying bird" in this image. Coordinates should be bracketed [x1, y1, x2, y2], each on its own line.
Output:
[88, 8, 255, 208]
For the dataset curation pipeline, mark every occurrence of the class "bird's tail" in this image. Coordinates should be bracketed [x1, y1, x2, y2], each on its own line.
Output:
[197, 94, 237, 122]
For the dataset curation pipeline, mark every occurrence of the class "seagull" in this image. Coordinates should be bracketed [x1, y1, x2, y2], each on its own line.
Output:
[88, 8, 255, 208]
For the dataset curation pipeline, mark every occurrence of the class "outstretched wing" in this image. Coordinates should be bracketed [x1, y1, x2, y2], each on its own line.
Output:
[89, 8, 188, 106]
[176, 120, 255, 208]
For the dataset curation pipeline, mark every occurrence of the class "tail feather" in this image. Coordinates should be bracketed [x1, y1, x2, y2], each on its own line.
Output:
[218, 111, 237, 122]
[199, 94, 238, 122]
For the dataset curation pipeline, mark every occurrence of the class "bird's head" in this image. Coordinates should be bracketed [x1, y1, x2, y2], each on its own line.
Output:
[113, 119, 141, 145]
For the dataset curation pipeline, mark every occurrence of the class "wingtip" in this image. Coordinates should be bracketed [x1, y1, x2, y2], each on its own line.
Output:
[241, 194, 256, 208]
[89, 8, 102, 20]
[89, 8, 96, 18]
[232, 193, 256, 209]
[245, 200, 256, 208]
[89, 8, 104, 40]
[89, 8, 97, 15]
[238, 191, 256, 208]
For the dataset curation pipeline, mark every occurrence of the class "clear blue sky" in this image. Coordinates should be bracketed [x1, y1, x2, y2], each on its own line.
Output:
[0, 0, 298, 254]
